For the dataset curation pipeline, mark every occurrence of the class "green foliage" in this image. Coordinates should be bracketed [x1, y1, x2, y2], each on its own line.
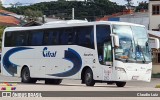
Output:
[6, 0, 125, 21]
[155, 84, 160, 88]
[124, 0, 133, 7]
[136, 1, 148, 12]
[58, 0, 66, 2]
[0, 26, 6, 49]
[0, 1, 4, 9]
[24, 9, 43, 21]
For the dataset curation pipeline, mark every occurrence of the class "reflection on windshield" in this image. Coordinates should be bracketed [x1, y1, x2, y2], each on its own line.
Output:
[132, 26, 151, 62]
[113, 25, 151, 63]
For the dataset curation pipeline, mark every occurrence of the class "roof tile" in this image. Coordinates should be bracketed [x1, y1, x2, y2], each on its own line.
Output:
[0, 16, 20, 26]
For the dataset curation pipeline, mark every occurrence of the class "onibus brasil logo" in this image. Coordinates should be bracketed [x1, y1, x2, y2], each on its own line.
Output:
[0, 82, 17, 91]
[0, 82, 17, 97]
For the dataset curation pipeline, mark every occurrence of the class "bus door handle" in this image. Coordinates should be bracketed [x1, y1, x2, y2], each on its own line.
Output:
[55, 66, 58, 68]
[42, 66, 45, 67]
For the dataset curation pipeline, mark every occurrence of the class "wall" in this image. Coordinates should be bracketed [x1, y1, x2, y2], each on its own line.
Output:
[108, 17, 120, 21]
[120, 17, 149, 29]
[149, 1, 160, 30]
[152, 65, 160, 74]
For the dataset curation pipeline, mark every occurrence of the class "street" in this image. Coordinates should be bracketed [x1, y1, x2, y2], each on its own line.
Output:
[0, 74, 160, 100]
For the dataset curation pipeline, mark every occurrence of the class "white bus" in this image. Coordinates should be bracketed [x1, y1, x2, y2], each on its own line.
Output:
[1, 20, 159, 87]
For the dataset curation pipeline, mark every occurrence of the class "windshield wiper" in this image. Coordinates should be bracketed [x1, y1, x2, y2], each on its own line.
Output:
[137, 44, 146, 63]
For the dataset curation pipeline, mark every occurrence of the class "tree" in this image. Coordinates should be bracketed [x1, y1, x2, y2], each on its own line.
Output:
[58, 0, 65, 2]
[124, 0, 133, 9]
[136, 1, 148, 12]
[0, 26, 6, 48]
[6, 0, 125, 21]
[24, 9, 43, 21]
[0, 0, 3, 9]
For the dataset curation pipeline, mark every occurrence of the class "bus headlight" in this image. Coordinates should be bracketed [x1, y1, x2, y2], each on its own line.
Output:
[115, 67, 126, 73]
[146, 69, 152, 74]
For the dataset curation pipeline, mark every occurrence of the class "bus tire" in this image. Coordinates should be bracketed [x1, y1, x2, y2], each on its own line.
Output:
[21, 67, 37, 83]
[116, 81, 126, 87]
[45, 79, 62, 85]
[85, 68, 95, 86]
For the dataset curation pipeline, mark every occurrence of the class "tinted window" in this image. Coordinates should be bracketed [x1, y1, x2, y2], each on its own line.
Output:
[96, 25, 111, 46]
[59, 26, 94, 48]
[15, 31, 28, 46]
[96, 25, 111, 65]
[29, 30, 43, 46]
[76, 26, 94, 49]
[5, 32, 14, 47]
[43, 30, 59, 45]
[4, 26, 94, 48]
[60, 28, 68, 45]
[67, 29, 77, 45]
[60, 28, 77, 45]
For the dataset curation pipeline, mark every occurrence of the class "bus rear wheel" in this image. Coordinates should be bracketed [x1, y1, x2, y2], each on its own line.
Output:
[85, 68, 95, 86]
[21, 67, 37, 83]
[116, 81, 126, 87]
[45, 79, 62, 85]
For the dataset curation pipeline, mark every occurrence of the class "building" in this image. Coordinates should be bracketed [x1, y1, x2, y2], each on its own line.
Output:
[149, 0, 160, 31]
[0, 9, 21, 26]
[148, 0, 160, 75]
[97, 9, 149, 29]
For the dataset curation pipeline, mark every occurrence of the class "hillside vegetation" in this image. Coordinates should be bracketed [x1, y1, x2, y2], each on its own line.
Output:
[6, 0, 125, 21]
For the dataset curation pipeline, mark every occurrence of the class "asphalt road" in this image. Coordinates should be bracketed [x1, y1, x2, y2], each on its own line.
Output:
[0, 74, 160, 88]
[0, 74, 160, 100]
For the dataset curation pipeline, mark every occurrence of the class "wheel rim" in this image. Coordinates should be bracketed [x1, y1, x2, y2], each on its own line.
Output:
[86, 72, 91, 83]
[23, 70, 29, 80]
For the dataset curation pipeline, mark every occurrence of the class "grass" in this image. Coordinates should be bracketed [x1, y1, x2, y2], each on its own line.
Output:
[155, 84, 160, 88]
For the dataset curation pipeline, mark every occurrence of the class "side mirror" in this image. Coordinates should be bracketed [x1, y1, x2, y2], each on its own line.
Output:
[110, 34, 119, 47]
[149, 37, 159, 49]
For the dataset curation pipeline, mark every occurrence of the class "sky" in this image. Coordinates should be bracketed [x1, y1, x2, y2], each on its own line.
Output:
[1, 0, 149, 7]
[111, 0, 148, 6]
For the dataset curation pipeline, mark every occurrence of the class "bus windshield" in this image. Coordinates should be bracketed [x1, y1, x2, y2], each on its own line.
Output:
[113, 25, 151, 63]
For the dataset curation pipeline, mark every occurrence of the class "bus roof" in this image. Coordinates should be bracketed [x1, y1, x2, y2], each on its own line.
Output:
[4, 20, 145, 32]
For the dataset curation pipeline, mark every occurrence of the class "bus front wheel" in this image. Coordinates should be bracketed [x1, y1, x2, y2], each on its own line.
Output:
[85, 68, 95, 86]
[116, 81, 126, 87]
[21, 67, 37, 83]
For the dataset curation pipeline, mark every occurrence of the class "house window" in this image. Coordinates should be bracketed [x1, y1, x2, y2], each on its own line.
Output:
[152, 5, 160, 15]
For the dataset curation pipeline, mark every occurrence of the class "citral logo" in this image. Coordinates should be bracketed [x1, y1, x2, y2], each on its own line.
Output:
[43, 47, 57, 57]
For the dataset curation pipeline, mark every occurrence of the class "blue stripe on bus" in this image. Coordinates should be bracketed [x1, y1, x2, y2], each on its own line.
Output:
[3, 47, 33, 76]
[47, 48, 82, 77]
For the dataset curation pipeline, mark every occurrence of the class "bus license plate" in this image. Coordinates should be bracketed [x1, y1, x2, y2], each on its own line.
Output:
[132, 76, 139, 80]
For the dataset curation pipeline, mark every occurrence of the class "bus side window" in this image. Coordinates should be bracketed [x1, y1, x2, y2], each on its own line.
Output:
[67, 28, 77, 45]
[43, 32, 49, 45]
[5, 32, 14, 47]
[15, 32, 28, 46]
[67, 32, 73, 45]
[44, 29, 59, 45]
[51, 32, 59, 45]
[29, 30, 44, 46]
[60, 30, 68, 45]
[77, 26, 94, 49]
